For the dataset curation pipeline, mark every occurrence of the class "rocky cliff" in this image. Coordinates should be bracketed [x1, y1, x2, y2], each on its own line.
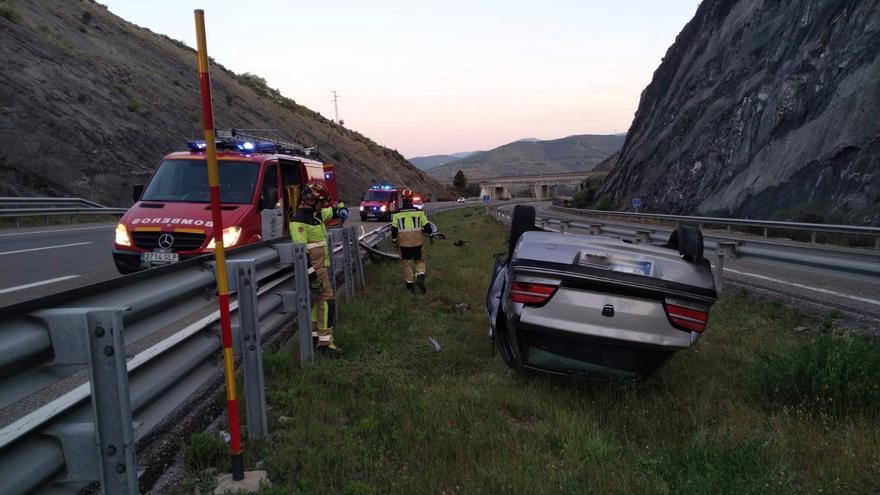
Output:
[0, 0, 447, 205]
[602, 0, 880, 224]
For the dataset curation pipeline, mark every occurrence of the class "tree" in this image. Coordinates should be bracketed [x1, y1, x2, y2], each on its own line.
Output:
[453, 170, 467, 191]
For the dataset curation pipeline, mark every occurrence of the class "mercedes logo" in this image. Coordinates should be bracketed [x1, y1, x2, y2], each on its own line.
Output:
[157, 233, 174, 249]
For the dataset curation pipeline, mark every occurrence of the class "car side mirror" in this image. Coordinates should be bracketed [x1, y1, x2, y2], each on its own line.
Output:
[262, 188, 279, 210]
[132, 184, 144, 204]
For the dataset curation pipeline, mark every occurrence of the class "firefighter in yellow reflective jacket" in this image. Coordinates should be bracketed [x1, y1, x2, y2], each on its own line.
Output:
[290, 182, 347, 356]
[391, 189, 435, 293]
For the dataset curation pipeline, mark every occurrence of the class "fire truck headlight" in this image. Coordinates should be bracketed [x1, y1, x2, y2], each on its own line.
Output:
[115, 223, 132, 247]
[207, 226, 242, 249]
[359, 205, 364, 211]
[380, 205, 387, 212]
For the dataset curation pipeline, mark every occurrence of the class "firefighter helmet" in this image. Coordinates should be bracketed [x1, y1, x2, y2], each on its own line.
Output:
[301, 182, 330, 203]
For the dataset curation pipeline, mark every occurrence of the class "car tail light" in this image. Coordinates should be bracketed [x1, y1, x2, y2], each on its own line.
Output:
[664, 300, 710, 332]
[511, 282, 557, 305]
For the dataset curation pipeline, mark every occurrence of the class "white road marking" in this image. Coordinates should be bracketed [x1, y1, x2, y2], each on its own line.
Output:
[0, 242, 92, 256]
[0, 275, 80, 295]
[722, 267, 880, 307]
[0, 225, 113, 238]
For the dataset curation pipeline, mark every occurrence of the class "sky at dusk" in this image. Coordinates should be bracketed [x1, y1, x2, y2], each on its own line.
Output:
[101, 1, 701, 157]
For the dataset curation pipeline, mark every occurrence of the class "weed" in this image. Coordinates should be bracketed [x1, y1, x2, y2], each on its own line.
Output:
[820, 309, 844, 330]
[593, 194, 615, 210]
[80, 11, 92, 24]
[183, 432, 227, 471]
[126, 99, 143, 113]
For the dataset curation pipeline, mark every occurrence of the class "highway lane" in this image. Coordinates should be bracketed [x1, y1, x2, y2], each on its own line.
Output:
[0, 203, 457, 308]
[496, 202, 880, 322]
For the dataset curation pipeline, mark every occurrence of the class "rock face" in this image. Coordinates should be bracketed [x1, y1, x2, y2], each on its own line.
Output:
[602, 0, 880, 224]
[0, 1, 447, 206]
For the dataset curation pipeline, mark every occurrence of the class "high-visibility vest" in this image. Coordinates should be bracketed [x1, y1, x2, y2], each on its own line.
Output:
[391, 208, 431, 247]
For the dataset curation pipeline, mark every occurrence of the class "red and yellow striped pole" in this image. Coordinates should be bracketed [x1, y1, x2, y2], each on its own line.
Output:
[194, 9, 244, 481]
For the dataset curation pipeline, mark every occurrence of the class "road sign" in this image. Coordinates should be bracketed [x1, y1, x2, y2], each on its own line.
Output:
[632, 198, 642, 208]
[482, 195, 490, 204]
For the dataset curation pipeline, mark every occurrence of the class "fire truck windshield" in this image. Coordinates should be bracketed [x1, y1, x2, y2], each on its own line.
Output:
[363, 190, 391, 201]
[141, 159, 260, 204]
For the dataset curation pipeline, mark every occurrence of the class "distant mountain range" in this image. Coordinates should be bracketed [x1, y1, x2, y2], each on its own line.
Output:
[425, 134, 626, 182]
[408, 151, 479, 170]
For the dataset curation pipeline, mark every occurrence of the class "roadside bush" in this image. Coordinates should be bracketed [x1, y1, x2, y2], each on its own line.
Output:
[571, 186, 597, 208]
[0, 1, 21, 23]
[183, 432, 227, 471]
[593, 195, 615, 211]
[747, 334, 880, 415]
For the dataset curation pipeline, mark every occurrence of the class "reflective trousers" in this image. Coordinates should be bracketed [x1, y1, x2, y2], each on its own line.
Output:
[399, 244, 425, 283]
[308, 246, 335, 347]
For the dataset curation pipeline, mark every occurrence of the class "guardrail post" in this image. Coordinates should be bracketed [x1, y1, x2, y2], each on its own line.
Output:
[876, 236, 880, 251]
[35, 308, 138, 494]
[560, 220, 570, 233]
[292, 243, 315, 367]
[762, 227, 768, 238]
[714, 242, 738, 294]
[348, 225, 365, 289]
[810, 231, 817, 244]
[636, 230, 652, 244]
[327, 230, 340, 325]
[589, 224, 602, 235]
[341, 228, 355, 302]
[227, 259, 268, 441]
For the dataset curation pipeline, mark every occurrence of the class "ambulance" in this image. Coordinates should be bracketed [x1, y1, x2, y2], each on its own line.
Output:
[113, 131, 338, 273]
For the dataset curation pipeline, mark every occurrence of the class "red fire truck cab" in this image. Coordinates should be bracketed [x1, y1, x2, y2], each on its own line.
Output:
[359, 185, 401, 222]
[113, 135, 338, 274]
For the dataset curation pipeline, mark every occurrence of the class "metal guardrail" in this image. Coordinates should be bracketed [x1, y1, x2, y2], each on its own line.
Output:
[550, 205, 880, 250]
[0, 202, 471, 494]
[490, 205, 880, 283]
[0, 197, 126, 227]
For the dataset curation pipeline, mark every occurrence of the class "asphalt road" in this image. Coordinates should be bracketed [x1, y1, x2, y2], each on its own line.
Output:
[0, 208, 439, 308]
[497, 202, 880, 323]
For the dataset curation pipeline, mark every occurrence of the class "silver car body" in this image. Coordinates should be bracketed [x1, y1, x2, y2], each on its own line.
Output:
[487, 231, 716, 378]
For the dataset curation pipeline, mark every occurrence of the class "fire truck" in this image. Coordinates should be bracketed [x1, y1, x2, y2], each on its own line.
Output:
[359, 184, 400, 221]
[112, 130, 338, 274]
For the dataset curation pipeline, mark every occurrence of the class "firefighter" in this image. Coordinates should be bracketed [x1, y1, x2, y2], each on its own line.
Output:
[391, 189, 435, 294]
[290, 182, 344, 356]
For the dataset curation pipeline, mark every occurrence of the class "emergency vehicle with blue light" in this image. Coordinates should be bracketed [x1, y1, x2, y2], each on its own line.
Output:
[113, 130, 339, 274]
[359, 184, 400, 221]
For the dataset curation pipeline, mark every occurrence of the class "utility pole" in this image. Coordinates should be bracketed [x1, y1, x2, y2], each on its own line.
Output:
[331, 90, 343, 125]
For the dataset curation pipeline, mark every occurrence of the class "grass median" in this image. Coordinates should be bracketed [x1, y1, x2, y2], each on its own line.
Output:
[179, 207, 879, 494]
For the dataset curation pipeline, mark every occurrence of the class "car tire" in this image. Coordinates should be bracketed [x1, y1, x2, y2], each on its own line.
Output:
[668, 225, 704, 261]
[360, 215, 367, 222]
[508, 205, 536, 260]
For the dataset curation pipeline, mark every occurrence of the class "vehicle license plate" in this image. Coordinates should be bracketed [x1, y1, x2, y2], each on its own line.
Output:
[141, 252, 179, 263]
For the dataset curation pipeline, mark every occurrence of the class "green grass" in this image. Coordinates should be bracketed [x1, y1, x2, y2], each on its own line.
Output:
[184, 208, 880, 494]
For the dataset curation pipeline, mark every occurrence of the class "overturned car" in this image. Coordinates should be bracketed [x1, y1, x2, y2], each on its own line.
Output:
[487, 205, 717, 378]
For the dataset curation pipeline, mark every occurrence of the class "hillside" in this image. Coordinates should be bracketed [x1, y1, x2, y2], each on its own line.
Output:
[426, 134, 625, 182]
[0, 1, 447, 206]
[409, 155, 460, 170]
[602, 0, 880, 224]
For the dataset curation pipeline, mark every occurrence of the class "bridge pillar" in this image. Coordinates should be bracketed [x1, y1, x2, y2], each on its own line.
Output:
[532, 183, 550, 200]
[480, 186, 491, 200]
[494, 186, 510, 200]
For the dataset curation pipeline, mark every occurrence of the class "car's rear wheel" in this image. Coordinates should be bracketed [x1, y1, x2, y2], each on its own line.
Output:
[668, 225, 704, 261]
[508, 205, 536, 260]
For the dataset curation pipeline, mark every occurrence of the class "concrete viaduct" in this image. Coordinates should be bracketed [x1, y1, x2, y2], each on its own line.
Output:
[478, 171, 606, 200]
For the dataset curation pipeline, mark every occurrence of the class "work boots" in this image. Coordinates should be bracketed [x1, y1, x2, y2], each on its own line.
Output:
[406, 282, 415, 293]
[416, 273, 426, 294]
[318, 343, 344, 358]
